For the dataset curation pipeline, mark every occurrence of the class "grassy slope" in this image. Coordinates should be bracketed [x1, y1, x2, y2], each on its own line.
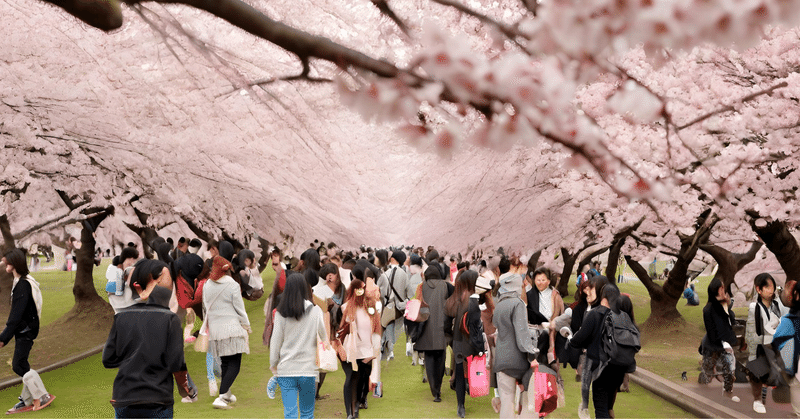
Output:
[0, 264, 696, 417]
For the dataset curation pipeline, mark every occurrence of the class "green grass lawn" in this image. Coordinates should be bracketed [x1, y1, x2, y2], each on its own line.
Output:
[0, 263, 696, 417]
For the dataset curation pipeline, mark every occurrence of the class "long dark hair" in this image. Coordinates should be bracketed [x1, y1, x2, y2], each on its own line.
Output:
[320, 263, 344, 296]
[446, 270, 477, 315]
[2, 249, 29, 277]
[601, 283, 622, 314]
[277, 273, 311, 320]
[589, 275, 610, 308]
[130, 259, 168, 291]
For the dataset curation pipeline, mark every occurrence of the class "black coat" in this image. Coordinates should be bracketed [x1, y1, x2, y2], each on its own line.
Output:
[700, 301, 737, 355]
[0, 278, 39, 345]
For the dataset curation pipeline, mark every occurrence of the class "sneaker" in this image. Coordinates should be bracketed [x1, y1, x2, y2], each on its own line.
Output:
[209, 379, 218, 397]
[388, 351, 394, 360]
[212, 396, 232, 409]
[753, 401, 766, 413]
[578, 407, 591, 419]
[181, 395, 198, 403]
[406, 342, 412, 357]
[267, 376, 278, 399]
[491, 397, 501, 414]
[723, 391, 740, 403]
[37, 394, 55, 410]
[221, 393, 236, 404]
[6, 399, 31, 415]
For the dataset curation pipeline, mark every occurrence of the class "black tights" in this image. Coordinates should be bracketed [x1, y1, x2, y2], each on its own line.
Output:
[424, 350, 446, 398]
[342, 359, 372, 416]
[12, 337, 33, 377]
[455, 362, 466, 407]
[219, 353, 242, 395]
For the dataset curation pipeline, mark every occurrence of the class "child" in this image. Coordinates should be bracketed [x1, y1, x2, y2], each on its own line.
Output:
[102, 259, 184, 418]
[745, 273, 788, 414]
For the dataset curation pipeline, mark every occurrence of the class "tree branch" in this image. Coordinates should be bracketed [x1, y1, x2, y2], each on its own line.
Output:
[677, 81, 788, 131]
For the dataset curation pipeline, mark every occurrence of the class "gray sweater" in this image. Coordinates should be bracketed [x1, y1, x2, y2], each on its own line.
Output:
[492, 292, 537, 378]
[270, 300, 326, 377]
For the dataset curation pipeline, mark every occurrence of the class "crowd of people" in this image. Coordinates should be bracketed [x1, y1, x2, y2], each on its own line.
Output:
[4, 238, 800, 418]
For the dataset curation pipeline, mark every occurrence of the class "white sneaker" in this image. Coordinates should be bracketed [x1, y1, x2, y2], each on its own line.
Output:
[222, 393, 236, 404]
[723, 391, 740, 403]
[209, 379, 218, 397]
[389, 351, 394, 360]
[406, 342, 412, 357]
[212, 396, 232, 409]
[753, 401, 766, 413]
[578, 406, 590, 419]
[181, 395, 198, 403]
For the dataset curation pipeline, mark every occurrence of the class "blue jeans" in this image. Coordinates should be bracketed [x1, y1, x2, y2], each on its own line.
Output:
[114, 404, 173, 418]
[276, 376, 316, 419]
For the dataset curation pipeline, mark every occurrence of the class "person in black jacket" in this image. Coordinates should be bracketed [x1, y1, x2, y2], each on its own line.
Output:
[103, 259, 184, 418]
[567, 281, 627, 419]
[699, 277, 741, 402]
[0, 249, 53, 414]
[444, 270, 485, 418]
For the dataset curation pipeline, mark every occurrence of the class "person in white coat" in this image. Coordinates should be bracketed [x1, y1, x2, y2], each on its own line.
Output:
[204, 256, 251, 409]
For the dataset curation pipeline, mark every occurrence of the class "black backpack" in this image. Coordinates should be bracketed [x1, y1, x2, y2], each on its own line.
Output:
[601, 310, 640, 372]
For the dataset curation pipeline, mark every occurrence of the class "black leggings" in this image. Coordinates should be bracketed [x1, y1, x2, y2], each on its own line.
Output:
[12, 337, 33, 377]
[455, 361, 466, 406]
[342, 359, 372, 416]
[219, 353, 242, 395]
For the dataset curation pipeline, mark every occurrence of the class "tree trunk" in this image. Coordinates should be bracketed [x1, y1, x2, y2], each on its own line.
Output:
[557, 247, 579, 296]
[747, 213, 800, 281]
[698, 241, 763, 290]
[527, 250, 542, 275]
[557, 243, 595, 296]
[626, 256, 682, 321]
[633, 209, 718, 326]
[605, 218, 645, 280]
[258, 237, 271, 273]
[0, 215, 15, 320]
[73, 222, 106, 311]
[577, 246, 609, 277]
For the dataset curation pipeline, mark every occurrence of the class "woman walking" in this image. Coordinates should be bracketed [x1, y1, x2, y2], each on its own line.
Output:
[0, 249, 54, 414]
[567, 282, 630, 419]
[698, 277, 740, 403]
[204, 256, 251, 409]
[270, 273, 327, 418]
[445, 270, 485, 418]
[337, 279, 381, 419]
[745, 272, 787, 413]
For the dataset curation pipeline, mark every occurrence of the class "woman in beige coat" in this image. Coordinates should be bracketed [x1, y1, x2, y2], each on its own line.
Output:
[204, 256, 251, 409]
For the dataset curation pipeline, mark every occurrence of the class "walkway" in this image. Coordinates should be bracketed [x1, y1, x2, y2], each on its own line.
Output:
[632, 368, 796, 418]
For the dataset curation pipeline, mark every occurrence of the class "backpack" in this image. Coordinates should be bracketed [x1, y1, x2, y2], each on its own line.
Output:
[601, 310, 640, 372]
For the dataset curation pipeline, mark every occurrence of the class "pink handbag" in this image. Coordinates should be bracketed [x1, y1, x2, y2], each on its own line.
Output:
[404, 299, 421, 321]
[466, 354, 489, 397]
[530, 365, 558, 416]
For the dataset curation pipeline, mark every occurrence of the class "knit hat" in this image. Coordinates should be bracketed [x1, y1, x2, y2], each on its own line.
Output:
[209, 256, 232, 281]
[498, 273, 523, 295]
[391, 250, 407, 266]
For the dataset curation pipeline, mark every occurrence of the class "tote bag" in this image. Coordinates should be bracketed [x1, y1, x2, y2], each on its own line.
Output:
[528, 365, 558, 417]
[466, 354, 489, 397]
[317, 339, 338, 372]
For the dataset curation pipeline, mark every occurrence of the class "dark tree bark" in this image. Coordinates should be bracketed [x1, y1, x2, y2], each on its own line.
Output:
[577, 246, 609, 277]
[527, 249, 542, 275]
[628, 209, 718, 324]
[557, 242, 595, 296]
[747, 212, 800, 282]
[604, 218, 645, 281]
[699, 241, 763, 290]
[56, 190, 115, 311]
[0, 214, 16, 320]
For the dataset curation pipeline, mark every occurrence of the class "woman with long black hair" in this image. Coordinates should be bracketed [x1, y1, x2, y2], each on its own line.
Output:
[337, 279, 381, 419]
[415, 266, 455, 403]
[699, 277, 740, 403]
[445, 270, 485, 418]
[567, 281, 629, 419]
[270, 273, 326, 419]
[0, 249, 53, 414]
